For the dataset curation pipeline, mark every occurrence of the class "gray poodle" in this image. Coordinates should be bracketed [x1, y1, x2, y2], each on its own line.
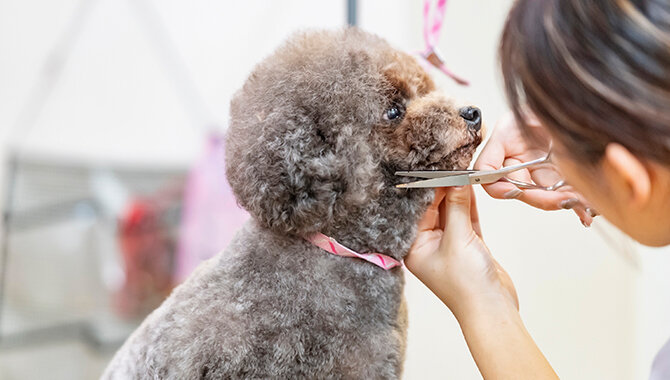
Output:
[102, 28, 482, 379]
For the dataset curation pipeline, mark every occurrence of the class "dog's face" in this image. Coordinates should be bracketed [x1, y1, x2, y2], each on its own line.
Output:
[226, 29, 482, 246]
[371, 52, 482, 179]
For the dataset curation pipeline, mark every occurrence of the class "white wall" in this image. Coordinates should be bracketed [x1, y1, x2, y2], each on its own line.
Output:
[0, 0, 345, 165]
[1, 0, 669, 379]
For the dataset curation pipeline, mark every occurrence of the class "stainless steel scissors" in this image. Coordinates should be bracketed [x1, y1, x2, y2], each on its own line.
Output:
[395, 152, 567, 190]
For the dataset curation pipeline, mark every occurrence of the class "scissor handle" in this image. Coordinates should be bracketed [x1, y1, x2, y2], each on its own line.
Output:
[504, 178, 567, 191]
[492, 154, 550, 175]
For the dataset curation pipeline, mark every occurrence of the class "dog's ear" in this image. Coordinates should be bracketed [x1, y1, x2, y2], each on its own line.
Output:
[226, 107, 376, 236]
[225, 29, 389, 236]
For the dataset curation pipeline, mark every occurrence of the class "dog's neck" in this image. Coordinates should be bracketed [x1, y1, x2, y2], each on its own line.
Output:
[321, 186, 434, 261]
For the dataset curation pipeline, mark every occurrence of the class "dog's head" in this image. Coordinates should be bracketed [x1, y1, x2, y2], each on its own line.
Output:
[227, 28, 481, 251]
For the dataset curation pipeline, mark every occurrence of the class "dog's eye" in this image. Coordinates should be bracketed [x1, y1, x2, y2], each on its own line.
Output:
[384, 104, 404, 121]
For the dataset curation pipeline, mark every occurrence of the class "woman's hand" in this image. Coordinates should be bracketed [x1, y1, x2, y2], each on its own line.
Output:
[474, 111, 595, 226]
[405, 186, 518, 319]
[406, 186, 558, 380]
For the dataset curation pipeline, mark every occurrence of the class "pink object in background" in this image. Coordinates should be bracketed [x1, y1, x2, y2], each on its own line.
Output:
[418, 0, 469, 86]
[176, 133, 248, 281]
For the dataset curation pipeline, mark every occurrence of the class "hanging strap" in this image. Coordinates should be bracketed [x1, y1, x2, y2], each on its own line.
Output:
[420, 0, 469, 86]
[423, 0, 447, 49]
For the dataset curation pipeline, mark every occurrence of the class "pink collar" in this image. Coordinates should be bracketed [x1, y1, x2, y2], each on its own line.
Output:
[305, 232, 402, 270]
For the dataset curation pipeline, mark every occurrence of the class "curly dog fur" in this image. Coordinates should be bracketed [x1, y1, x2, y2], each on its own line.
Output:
[102, 27, 481, 379]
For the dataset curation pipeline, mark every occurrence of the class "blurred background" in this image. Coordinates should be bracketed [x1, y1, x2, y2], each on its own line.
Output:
[0, 0, 669, 379]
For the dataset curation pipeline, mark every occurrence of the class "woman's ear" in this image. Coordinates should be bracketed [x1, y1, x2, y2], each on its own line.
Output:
[604, 143, 651, 206]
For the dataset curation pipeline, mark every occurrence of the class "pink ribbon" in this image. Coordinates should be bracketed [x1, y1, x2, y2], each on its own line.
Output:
[305, 232, 402, 270]
[419, 0, 469, 86]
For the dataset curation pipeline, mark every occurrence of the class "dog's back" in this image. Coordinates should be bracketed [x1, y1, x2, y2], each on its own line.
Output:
[102, 221, 406, 379]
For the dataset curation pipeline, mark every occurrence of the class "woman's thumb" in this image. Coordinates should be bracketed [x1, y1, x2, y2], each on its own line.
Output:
[441, 186, 473, 239]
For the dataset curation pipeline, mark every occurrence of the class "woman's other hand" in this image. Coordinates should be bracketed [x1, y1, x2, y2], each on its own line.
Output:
[405, 187, 518, 319]
[405, 187, 558, 380]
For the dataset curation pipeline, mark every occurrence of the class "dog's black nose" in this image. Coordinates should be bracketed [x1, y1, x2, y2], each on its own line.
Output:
[459, 106, 482, 132]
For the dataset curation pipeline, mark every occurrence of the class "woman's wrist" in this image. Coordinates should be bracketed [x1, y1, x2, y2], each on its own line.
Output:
[452, 291, 520, 326]
[412, 254, 518, 324]
[455, 294, 559, 380]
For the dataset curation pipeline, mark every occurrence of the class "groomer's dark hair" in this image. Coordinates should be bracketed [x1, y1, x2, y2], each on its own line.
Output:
[501, 0, 670, 163]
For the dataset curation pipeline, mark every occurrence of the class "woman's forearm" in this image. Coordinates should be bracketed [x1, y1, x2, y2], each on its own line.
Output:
[456, 298, 559, 380]
[406, 187, 558, 379]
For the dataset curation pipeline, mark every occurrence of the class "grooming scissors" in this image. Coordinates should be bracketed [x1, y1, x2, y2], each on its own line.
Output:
[395, 151, 567, 190]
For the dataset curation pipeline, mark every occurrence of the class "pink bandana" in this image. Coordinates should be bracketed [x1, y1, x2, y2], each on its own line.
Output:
[305, 233, 402, 270]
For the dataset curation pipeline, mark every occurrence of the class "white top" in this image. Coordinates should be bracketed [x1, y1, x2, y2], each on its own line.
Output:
[650, 338, 670, 380]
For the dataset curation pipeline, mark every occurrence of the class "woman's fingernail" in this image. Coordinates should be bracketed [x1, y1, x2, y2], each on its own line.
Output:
[503, 189, 524, 199]
[581, 219, 592, 228]
[586, 208, 599, 217]
[559, 198, 579, 209]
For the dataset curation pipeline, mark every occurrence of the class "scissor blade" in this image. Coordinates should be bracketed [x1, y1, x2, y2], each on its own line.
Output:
[395, 170, 477, 179]
[396, 174, 472, 188]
